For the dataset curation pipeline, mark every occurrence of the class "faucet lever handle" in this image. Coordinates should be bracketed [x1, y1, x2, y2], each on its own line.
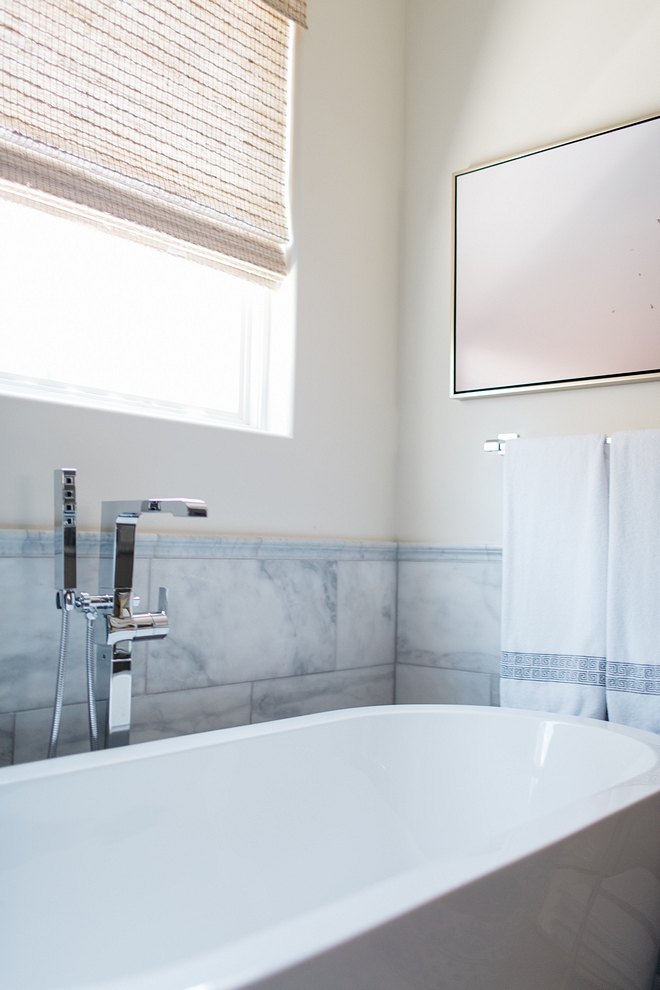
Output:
[142, 499, 207, 518]
[157, 587, 168, 614]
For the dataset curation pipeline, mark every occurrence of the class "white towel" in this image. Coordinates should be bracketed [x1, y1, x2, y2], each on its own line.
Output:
[500, 434, 608, 718]
[607, 430, 660, 733]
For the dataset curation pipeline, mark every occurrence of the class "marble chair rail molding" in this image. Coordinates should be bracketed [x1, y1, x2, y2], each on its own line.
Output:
[0, 531, 503, 765]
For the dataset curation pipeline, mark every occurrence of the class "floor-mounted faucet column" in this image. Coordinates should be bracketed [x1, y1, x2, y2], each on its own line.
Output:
[97, 498, 207, 748]
[97, 512, 140, 748]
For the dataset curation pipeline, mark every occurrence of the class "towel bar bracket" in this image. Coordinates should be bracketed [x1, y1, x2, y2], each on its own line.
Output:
[484, 434, 612, 453]
[484, 434, 519, 454]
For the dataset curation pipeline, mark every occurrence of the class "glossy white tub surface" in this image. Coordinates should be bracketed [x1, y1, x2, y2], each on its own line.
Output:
[3, 705, 660, 990]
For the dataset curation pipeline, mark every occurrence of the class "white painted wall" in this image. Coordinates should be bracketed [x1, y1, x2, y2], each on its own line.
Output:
[398, 0, 660, 545]
[0, 0, 404, 539]
[8, 0, 657, 546]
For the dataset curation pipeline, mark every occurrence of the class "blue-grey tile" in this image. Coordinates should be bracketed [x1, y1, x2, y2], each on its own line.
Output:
[491, 674, 501, 707]
[397, 544, 502, 562]
[0, 713, 15, 766]
[256, 540, 397, 561]
[130, 683, 251, 744]
[397, 560, 501, 674]
[149, 535, 400, 561]
[147, 558, 337, 692]
[151, 535, 397, 560]
[336, 561, 396, 669]
[395, 664, 492, 706]
[13, 702, 90, 765]
[251, 664, 394, 723]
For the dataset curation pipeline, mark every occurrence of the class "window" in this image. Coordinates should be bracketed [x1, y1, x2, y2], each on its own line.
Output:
[0, 0, 305, 432]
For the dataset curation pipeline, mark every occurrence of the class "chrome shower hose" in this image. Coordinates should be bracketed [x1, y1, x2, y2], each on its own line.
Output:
[47, 595, 70, 759]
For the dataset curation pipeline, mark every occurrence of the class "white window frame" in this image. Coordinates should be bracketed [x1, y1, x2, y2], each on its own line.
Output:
[0, 18, 297, 437]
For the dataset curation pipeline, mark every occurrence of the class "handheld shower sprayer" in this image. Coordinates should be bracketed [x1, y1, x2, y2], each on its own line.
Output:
[49, 469, 77, 758]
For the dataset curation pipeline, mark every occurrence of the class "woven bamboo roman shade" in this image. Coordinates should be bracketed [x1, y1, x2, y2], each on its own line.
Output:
[0, 0, 306, 284]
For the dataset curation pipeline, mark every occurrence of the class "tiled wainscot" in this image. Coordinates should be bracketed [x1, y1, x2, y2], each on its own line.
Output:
[0, 532, 396, 764]
[0, 534, 503, 765]
[395, 544, 502, 708]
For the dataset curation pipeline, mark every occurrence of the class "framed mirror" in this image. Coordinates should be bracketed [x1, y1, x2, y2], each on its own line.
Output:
[452, 113, 660, 397]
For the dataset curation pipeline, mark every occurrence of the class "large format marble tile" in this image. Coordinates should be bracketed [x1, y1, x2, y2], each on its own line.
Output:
[130, 683, 251, 744]
[395, 664, 493, 706]
[397, 560, 501, 674]
[336, 561, 396, 669]
[147, 558, 337, 693]
[14, 702, 91, 764]
[252, 664, 394, 723]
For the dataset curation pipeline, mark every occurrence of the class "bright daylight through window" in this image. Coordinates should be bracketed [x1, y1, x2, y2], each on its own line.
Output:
[0, 0, 305, 433]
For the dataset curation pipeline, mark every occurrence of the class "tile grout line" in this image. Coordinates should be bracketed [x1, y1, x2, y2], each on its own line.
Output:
[5, 663, 397, 718]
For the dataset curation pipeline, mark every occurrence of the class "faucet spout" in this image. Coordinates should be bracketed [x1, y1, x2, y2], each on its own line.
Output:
[102, 498, 208, 522]
[99, 499, 207, 596]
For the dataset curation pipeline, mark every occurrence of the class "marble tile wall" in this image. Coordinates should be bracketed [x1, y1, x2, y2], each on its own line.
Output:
[0, 533, 503, 767]
[395, 544, 502, 708]
[0, 532, 396, 765]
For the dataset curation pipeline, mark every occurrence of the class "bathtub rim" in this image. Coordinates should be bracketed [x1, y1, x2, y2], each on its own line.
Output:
[2, 702, 659, 786]
[3, 704, 660, 990]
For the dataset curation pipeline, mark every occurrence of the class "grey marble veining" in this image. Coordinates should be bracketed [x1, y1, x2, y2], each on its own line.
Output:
[336, 561, 396, 669]
[395, 664, 494, 707]
[0, 531, 505, 766]
[0, 530, 54, 557]
[147, 557, 338, 693]
[131, 683, 251, 744]
[397, 560, 501, 675]
[252, 665, 394, 723]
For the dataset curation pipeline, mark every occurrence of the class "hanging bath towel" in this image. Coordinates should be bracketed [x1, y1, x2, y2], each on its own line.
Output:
[500, 434, 608, 718]
[607, 430, 660, 733]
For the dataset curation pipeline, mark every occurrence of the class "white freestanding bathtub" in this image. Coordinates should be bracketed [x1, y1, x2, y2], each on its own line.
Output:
[3, 705, 660, 990]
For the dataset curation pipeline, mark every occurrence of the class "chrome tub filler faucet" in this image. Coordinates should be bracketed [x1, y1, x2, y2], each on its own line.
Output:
[51, 468, 207, 756]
